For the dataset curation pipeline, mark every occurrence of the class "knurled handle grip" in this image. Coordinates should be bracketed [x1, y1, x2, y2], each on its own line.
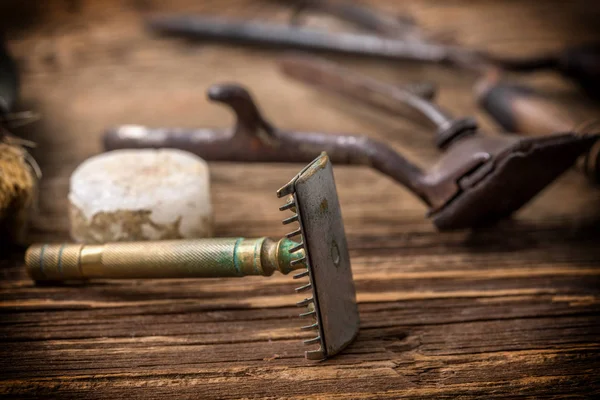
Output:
[25, 238, 299, 282]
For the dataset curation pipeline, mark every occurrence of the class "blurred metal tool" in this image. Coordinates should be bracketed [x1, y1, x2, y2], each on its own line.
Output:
[146, 2, 600, 97]
[476, 71, 600, 183]
[486, 43, 600, 100]
[25, 153, 359, 361]
[146, 14, 464, 65]
[284, 0, 600, 98]
[104, 76, 597, 230]
[278, 55, 599, 226]
[280, 54, 437, 126]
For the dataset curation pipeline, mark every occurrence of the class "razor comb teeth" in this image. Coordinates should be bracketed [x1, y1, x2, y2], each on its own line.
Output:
[278, 193, 325, 361]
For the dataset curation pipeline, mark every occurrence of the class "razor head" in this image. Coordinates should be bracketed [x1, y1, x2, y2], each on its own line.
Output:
[278, 152, 359, 360]
[432, 133, 599, 230]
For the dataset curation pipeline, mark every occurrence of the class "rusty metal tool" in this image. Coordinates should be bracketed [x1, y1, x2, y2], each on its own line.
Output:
[475, 71, 600, 183]
[145, 14, 480, 68]
[104, 74, 597, 229]
[279, 54, 439, 127]
[146, 4, 600, 97]
[25, 153, 360, 361]
[277, 54, 599, 225]
[487, 43, 600, 100]
[284, 0, 600, 97]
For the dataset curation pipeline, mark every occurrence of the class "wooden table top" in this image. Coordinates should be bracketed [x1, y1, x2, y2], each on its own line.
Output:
[2, 1, 600, 398]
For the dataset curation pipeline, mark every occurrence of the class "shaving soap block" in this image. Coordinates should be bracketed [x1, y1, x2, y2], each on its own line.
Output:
[69, 149, 213, 243]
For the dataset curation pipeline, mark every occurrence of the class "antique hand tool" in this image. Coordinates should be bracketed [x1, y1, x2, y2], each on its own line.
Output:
[104, 76, 597, 229]
[475, 72, 600, 183]
[486, 43, 600, 100]
[25, 153, 360, 361]
[145, 14, 459, 65]
[282, 0, 600, 98]
[279, 54, 439, 127]
[278, 55, 598, 226]
[145, 3, 600, 97]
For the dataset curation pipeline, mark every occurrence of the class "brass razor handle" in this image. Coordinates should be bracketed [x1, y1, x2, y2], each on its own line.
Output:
[25, 237, 302, 282]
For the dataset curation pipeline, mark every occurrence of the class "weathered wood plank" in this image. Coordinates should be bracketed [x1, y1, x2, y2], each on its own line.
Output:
[2, 0, 600, 398]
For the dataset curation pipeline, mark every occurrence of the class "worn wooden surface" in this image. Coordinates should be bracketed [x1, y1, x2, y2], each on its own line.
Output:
[2, 1, 600, 398]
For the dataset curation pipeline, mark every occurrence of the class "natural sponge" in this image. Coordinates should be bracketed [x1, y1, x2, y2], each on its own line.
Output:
[69, 149, 213, 243]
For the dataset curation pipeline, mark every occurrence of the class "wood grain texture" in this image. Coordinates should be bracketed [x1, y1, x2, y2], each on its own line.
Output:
[2, 0, 600, 398]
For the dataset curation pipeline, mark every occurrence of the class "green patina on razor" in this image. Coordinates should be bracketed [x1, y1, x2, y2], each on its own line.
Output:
[25, 153, 360, 360]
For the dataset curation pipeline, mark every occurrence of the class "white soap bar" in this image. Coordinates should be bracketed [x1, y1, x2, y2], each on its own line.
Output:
[69, 149, 213, 243]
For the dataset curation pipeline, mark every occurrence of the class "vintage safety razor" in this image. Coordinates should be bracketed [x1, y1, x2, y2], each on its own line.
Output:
[24, 153, 359, 361]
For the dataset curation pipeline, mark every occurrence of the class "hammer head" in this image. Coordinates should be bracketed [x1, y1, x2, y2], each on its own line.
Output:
[278, 153, 359, 360]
